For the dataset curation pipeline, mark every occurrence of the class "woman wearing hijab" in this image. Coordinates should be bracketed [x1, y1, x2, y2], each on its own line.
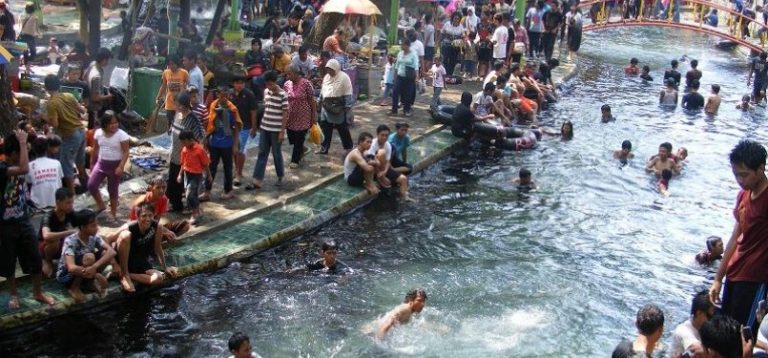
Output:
[316, 59, 354, 155]
[390, 39, 419, 117]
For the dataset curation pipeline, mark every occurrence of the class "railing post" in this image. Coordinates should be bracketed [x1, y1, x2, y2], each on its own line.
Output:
[640, 0, 644, 21]
[601, 0, 607, 24]
[667, 0, 673, 23]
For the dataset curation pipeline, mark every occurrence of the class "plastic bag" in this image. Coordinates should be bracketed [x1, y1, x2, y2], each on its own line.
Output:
[309, 123, 323, 145]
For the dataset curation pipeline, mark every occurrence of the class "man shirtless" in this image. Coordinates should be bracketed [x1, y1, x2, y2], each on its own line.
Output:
[614, 140, 635, 161]
[646, 142, 681, 177]
[377, 288, 428, 340]
[344, 132, 381, 195]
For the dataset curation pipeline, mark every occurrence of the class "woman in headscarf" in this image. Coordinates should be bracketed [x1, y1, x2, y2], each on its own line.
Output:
[390, 39, 419, 117]
[316, 59, 354, 154]
[283, 63, 316, 167]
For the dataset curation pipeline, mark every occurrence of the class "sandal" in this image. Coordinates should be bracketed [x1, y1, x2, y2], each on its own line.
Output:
[244, 183, 262, 191]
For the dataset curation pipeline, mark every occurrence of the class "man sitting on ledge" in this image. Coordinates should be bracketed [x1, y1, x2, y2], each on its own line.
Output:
[344, 132, 380, 195]
[367, 125, 412, 201]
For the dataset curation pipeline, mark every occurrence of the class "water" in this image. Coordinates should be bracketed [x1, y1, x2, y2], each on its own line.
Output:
[2, 28, 767, 357]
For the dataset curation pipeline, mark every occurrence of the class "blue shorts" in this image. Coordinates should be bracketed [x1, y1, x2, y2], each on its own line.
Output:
[59, 128, 86, 178]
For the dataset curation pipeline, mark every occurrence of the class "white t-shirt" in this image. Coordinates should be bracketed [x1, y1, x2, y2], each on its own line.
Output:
[423, 24, 436, 47]
[669, 319, 701, 358]
[411, 39, 425, 58]
[473, 92, 494, 117]
[25, 157, 63, 208]
[492, 25, 509, 59]
[367, 139, 392, 161]
[94, 128, 130, 161]
[431, 64, 446, 88]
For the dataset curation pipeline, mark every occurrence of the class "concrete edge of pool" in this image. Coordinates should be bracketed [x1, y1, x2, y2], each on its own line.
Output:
[0, 125, 465, 332]
[0, 60, 580, 333]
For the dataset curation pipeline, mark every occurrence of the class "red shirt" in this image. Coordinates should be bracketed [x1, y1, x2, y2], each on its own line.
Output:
[284, 77, 314, 131]
[129, 192, 168, 220]
[726, 189, 768, 282]
[180, 143, 210, 174]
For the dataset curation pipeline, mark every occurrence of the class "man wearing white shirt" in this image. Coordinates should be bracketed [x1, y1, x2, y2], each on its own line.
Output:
[491, 14, 509, 65]
[367, 124, 411, 201]
[26, 137, 63, 209]
[669, 291, 715, 358]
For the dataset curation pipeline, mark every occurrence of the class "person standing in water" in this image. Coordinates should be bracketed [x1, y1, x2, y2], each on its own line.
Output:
[705, 84, 721, 115]
[376, 288, 428, 340]
[660, 78, 679, 107]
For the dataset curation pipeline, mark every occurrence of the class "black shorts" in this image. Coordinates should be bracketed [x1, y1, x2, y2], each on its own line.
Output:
[390, 151, 412, 175]
[0, 220, 43, 278]
[128, 257, 153, 275]
[384, 168, 401, 183]
[346, 166, 365, 187]
[478, 47, 493, 62]
[425, 46, 435, 61]
[722, 279, 767, 328]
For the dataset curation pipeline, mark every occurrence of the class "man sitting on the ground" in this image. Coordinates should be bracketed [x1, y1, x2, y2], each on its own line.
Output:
[344, 132, 380, 195]
[39, 187, 77, 277]
[56, 209, 117, 302]
[646, 142, 681, 177]
[368, 125, 413, 201]
[389, 122, 412, 175]
[376, 288, 428, 340]
[115, 203, 179, 293]
[669, 290, 715, 358]
[612, 304, 665, 358]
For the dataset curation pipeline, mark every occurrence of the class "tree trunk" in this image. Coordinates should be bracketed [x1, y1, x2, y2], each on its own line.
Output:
[0, 65, 17, 137]
[77, 0, 88, 45]
[205, 0, 228, 46]
[118, 0, 141, 60]
[87, 0, 101, 56]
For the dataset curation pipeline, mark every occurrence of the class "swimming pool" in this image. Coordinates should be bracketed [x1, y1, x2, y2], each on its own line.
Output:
[2, 27, 766, 357]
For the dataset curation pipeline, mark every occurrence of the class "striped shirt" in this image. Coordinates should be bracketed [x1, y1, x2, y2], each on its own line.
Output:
[261, 88, 287, 132]
[170, 112, 205, 165]
[192, 103, 209, 130]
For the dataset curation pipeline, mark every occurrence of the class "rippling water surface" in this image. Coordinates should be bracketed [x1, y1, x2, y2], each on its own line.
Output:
[2, 28, 767, 357]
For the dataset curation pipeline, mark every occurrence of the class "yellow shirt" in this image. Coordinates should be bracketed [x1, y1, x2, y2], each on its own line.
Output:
[162, 68, 189, 110]
[272, 54, 291, 74]
[46, 93, 83, 137]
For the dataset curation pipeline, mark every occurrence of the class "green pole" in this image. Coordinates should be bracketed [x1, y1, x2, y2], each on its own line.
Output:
[388, 0, 399, 45]
[169, 0, 180, 55]
[224, 0, 244, 41]
[516, 0, 526, 23]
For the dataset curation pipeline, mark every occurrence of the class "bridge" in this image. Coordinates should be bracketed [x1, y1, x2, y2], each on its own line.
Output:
[577, 0, 768, 52]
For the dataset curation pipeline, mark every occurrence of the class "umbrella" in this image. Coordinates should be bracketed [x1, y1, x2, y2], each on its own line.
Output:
[321, 0, 382, 16]
[0, 45, 13, 65]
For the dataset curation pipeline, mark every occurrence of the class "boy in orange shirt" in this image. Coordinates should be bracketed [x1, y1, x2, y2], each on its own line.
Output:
[128, 176, 190, 242]
[177, 130, 211, 225]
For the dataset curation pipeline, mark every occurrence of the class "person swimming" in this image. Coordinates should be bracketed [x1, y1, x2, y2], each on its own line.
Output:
[737, 94, 752, 111]
[376, 288, 428, 340]
[289, 240, 349, 274]
[512, 168, 538, 190]
[560, 120, 574, 140]
[614, 140, 635, 163]
[601, 104, 616, 122]
[695, 236, 724, 265]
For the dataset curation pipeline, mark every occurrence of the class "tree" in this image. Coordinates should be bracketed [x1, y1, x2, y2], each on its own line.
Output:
[0, 64, 17, 137]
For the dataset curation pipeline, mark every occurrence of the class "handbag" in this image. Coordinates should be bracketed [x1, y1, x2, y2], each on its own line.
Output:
[322, 96, 346, 114]
[308, 123, 323, 145]
[512, 42, 525, 54]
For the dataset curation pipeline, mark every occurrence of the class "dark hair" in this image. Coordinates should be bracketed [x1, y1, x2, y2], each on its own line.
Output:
[496, 77, 508, 86]
[635, 304, 664, 336]
[44, 74, 61, 91]
[642, 65, 650, 71]
[263, 70, 278, 83]
[712, 84, 721, 94]
[519, 168, 532, 178]
[601, 104, 611, 112]
[227, 332, 250, 352]
[706, 236, 722, 251]
[358, 132, 373, 143]
[425, 13, 433, 23]
[690, 80, 700, 90]
[699, 315, 742, 358]
[376, 124, 391, 134]
[100, 110, 118, 127]
[401, 38, 411, 47]
[630, 58, 638, 64]
[25, 4, 35, 14]
[690, 59, 698, 68]
[461, 91, 473, 106]
[321, 241, 337, 252]
[74, 41, 87, 53]
[135, 202, 155, 217]
[32, 136, 48, 157]
[660, 142, 673, 152]
[167, 54, 181, 67]
[179, 130, 196, 141]
[661, 169, 672, 181]
[48, 135, 62, 148]
[729, 140, 767, 171]
[690, 290, 713, 316]
[395, 122, 409, 130]
[484, 82, 496, 92]
[320, 51, 332, 60]
[494, 62, 504, 71]
[182, 50, 196, 61]
[148, 175, 166, 187]
[671, 59, 679, 68]
[73, 209, 98, 228]
[96, 48, 113, 63]
[494, 13, 503, 22]
[176, 92, 191, 109]
[251, 38, 261, 46]
[2, 133, 21, 156]
[55, 187, 73, 202]
[622, 140, 632, 150]
[298, 45, 307, 54]
[404, 288, 428, 303]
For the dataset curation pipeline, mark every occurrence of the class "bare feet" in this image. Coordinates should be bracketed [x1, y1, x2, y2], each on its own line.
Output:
[402, 194, 416, 202]
[8, 295, 19, 310]
[42, 260, 54, 278]
[68, 287, 86, 303]
[33, 292, 55, 306]
[364, 183, 380, 195]
[94, 274, 108, 298]
[120, 275, 136, 293]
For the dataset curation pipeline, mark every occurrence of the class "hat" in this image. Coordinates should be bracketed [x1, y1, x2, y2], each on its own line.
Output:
[326, 59, 341, 72]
